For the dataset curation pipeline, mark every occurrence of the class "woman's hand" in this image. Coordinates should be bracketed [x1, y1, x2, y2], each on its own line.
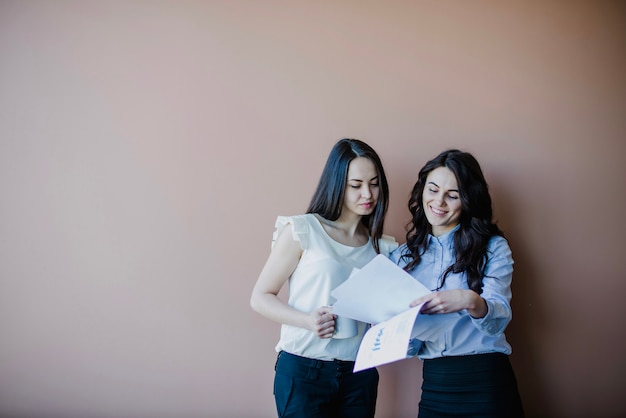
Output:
[307, 306, 337, 339]
[409, 289, 487, 318]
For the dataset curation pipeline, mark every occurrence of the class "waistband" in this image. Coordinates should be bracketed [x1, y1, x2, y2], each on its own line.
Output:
[421, 352, 517, 391]
[423, 352, 508, 365]
[276, 351, 356, 378]
[278, 351, 355, 366]
[423, 352, 511, 377]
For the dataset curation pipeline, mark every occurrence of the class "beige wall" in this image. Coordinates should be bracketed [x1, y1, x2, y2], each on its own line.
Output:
[1, 1, 625, 417]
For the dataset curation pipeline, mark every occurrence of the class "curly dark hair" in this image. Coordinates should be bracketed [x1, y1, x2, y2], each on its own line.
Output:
[401, 149, 504, 293]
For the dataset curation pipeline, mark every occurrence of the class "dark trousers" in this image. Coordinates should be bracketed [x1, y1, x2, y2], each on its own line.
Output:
[274, 351, 378, 418]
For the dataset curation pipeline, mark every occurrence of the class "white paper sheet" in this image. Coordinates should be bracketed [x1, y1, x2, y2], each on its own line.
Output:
[353, 305, 421, 372]
[330, 254, 459, 371]
[330, 254, 431, 324]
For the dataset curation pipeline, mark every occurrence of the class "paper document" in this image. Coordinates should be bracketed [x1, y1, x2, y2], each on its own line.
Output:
[330, 254, 459, 371]
[331, 254, 430, 324]
[353, 305, 421, 372]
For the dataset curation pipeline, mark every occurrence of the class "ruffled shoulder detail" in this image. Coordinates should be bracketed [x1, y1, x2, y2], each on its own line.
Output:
[272, 215, 310, 250]
[378, 234, 399, 257]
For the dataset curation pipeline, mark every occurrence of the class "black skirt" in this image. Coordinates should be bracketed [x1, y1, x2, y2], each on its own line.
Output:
[419, 353, 524, 418]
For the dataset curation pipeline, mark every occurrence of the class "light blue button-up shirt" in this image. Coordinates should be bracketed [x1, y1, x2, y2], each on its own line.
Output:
[389, 225, 514, 359]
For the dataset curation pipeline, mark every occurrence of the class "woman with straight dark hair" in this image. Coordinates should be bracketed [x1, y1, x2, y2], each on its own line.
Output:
[251, 138, 397, 418]
[390, 149, 524, 417]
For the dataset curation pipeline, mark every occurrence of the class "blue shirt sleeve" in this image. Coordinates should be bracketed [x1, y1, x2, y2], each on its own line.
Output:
[470, 236, 514, 336]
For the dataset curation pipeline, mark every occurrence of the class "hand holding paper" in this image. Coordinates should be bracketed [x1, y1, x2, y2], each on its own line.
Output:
[330, 255, 458, 371]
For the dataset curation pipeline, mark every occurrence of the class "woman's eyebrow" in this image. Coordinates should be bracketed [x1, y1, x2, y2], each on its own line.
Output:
[427, 181, 458, 192]
[349, 175, 379, 182]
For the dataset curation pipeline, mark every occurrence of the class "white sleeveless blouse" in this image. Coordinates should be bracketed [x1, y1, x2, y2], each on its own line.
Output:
[272, 214, 397, 361]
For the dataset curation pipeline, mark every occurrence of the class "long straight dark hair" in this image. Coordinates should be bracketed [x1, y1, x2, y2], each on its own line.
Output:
[307, 138, 389, 253]
[402, 149, 504, 293]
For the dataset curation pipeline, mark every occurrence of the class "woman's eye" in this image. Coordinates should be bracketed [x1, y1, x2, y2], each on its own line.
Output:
[448, 195, 459, 200]
[370, 183, 379, 187]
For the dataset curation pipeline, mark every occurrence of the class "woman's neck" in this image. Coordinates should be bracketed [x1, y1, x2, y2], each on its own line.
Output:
[314, 214, 368, 246]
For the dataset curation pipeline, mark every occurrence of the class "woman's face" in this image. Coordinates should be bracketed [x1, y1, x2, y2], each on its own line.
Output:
[342, 157, 380, 218]
[422, 166, 462, 236]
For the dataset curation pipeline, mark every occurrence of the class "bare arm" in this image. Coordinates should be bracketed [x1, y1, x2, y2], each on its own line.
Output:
[250, 224, 336, 338]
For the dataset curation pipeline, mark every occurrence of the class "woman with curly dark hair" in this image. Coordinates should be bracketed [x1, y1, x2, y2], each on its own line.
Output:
[390, 149, 524, 418]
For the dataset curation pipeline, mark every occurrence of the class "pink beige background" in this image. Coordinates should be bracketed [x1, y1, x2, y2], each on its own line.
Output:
[1, 1, 625, 417]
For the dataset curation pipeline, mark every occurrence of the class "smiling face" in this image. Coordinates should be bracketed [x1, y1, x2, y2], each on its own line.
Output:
[342, 157, 380, 218]
[422, 166, 463, 236]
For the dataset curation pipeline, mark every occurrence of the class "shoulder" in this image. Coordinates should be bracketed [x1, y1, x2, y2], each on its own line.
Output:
[273, 215, 313, 249]
[486, 235, 513, 261]
[377, 234, 399, 256]
[389, 243, 409, 265]
[487, 235, 510, 251]
[275, 214, 315, 229]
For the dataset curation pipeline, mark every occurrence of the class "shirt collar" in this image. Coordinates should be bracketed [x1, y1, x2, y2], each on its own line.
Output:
[429, 223, 460, 245]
